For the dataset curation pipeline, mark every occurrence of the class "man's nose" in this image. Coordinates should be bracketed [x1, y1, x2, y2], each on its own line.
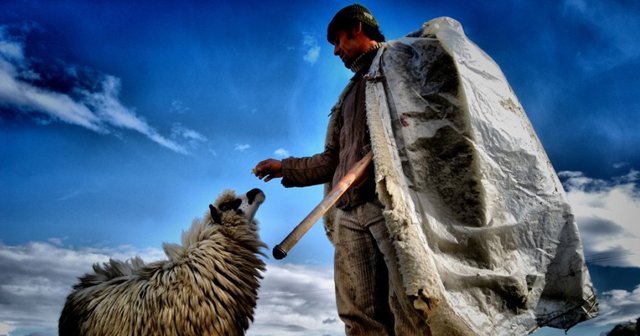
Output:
[333, 44, 340, 56]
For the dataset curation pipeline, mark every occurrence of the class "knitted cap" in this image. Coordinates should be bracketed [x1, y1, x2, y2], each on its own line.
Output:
[327, 3, 379, 43]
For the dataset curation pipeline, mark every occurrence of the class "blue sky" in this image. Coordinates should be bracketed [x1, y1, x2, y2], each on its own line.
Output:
[1, 0, 639, 335]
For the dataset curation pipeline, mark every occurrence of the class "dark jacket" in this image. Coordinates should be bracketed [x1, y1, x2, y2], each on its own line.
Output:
[280, 50, 379, 210]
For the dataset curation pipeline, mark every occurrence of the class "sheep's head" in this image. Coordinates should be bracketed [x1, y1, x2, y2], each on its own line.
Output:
[208, 188, 265, 228]
[165, 188, 266, 265]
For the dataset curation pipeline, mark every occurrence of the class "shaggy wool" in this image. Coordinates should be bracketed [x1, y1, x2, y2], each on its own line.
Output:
[59, 189, 266, 336]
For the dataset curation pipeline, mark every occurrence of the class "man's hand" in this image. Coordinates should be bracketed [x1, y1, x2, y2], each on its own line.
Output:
[253, 159, 283, 182]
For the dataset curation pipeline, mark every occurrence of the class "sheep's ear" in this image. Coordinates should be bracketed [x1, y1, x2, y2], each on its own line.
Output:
[209, 204, 221, 223]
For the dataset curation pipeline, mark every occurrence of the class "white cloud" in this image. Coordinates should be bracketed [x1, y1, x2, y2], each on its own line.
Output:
[0, 26, 190, 155]
[169, 99, 190, 114]
[0, 321, 16, 336]
[84, 75, 189, 154]
[0, 60, 104, 132]
[539, 284, 640, 333]
[302, 33, 320, 65]
[249, 264, 342, 336]
[0, 241, 164, 334]
[235, 143, 251, 152]
[2, 171, 637, 335]
[559, 170, 640, 267]
[171, 122, 207, 150]
[304, 46, 321, 64]
[0, 241, 342, 336]
[590, 285, 640, 327]
[613, 162, 629, 169]
[274, 148, 290, 158]
[46, 237, 66, 246]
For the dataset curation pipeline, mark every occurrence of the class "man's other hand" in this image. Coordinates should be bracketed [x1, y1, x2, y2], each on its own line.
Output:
[253, 159, 283, 182]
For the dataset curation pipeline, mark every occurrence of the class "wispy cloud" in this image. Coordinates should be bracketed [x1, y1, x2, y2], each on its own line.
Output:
[169, 99, 190, 114]
[562, 0, 640, 72]
[0, 26, 189, 154]
[274, 148, 290, 158]
[302, 33, 320, 65]
[235, 143, 251, 152]
[0, 241, 342, 336]
[560, 170, 640, 267]
[171, 122, 207, 150]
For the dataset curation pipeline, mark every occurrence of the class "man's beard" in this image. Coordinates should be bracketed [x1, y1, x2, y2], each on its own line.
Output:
[342, 54, 357, 69]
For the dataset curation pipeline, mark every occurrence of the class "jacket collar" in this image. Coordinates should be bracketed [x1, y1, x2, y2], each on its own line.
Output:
[350, 42, 385, 74]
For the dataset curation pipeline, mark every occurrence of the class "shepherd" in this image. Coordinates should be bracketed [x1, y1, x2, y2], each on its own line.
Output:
[254, 4, 597, 335]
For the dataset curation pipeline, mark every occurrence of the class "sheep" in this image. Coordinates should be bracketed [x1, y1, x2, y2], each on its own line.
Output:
[59, 188, 267, 336]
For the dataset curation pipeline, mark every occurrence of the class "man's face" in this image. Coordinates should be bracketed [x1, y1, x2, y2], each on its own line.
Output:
[332, 30, 364, 67]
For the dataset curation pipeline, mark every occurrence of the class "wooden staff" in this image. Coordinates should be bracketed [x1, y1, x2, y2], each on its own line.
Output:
[273, 151, 373, 260]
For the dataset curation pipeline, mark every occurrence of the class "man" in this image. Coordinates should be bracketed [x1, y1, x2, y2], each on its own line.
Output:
[253, 4, 426, 335]
[255, 2, 599, 336]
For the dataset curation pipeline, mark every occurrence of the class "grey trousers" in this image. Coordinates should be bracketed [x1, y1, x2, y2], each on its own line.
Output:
[334, 201, 429, 336]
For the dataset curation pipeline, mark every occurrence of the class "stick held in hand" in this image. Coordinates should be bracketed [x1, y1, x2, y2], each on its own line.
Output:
[273, 151, 373, 260]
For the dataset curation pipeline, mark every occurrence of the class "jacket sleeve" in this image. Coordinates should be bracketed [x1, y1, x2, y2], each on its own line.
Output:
[280, 150, 337, 187]
[280, 113, 340, 187]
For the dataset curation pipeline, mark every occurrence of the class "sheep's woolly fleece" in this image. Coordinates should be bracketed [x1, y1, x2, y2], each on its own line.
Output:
[59, 189, 266, 336]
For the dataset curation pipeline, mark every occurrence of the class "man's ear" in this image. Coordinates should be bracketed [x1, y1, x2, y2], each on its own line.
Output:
[209, 204, 221, 223]
[352, 22, 363, 35]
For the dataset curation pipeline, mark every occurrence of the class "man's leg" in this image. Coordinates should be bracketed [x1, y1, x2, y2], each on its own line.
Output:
[362, 201, 430, 336]
[334, 205, 394, 336]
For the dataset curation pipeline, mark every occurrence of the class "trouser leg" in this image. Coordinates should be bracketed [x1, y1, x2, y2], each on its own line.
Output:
[365, 203, 430, 335]
[334, 201, 430, 336]
[334, 203, 393, 336]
